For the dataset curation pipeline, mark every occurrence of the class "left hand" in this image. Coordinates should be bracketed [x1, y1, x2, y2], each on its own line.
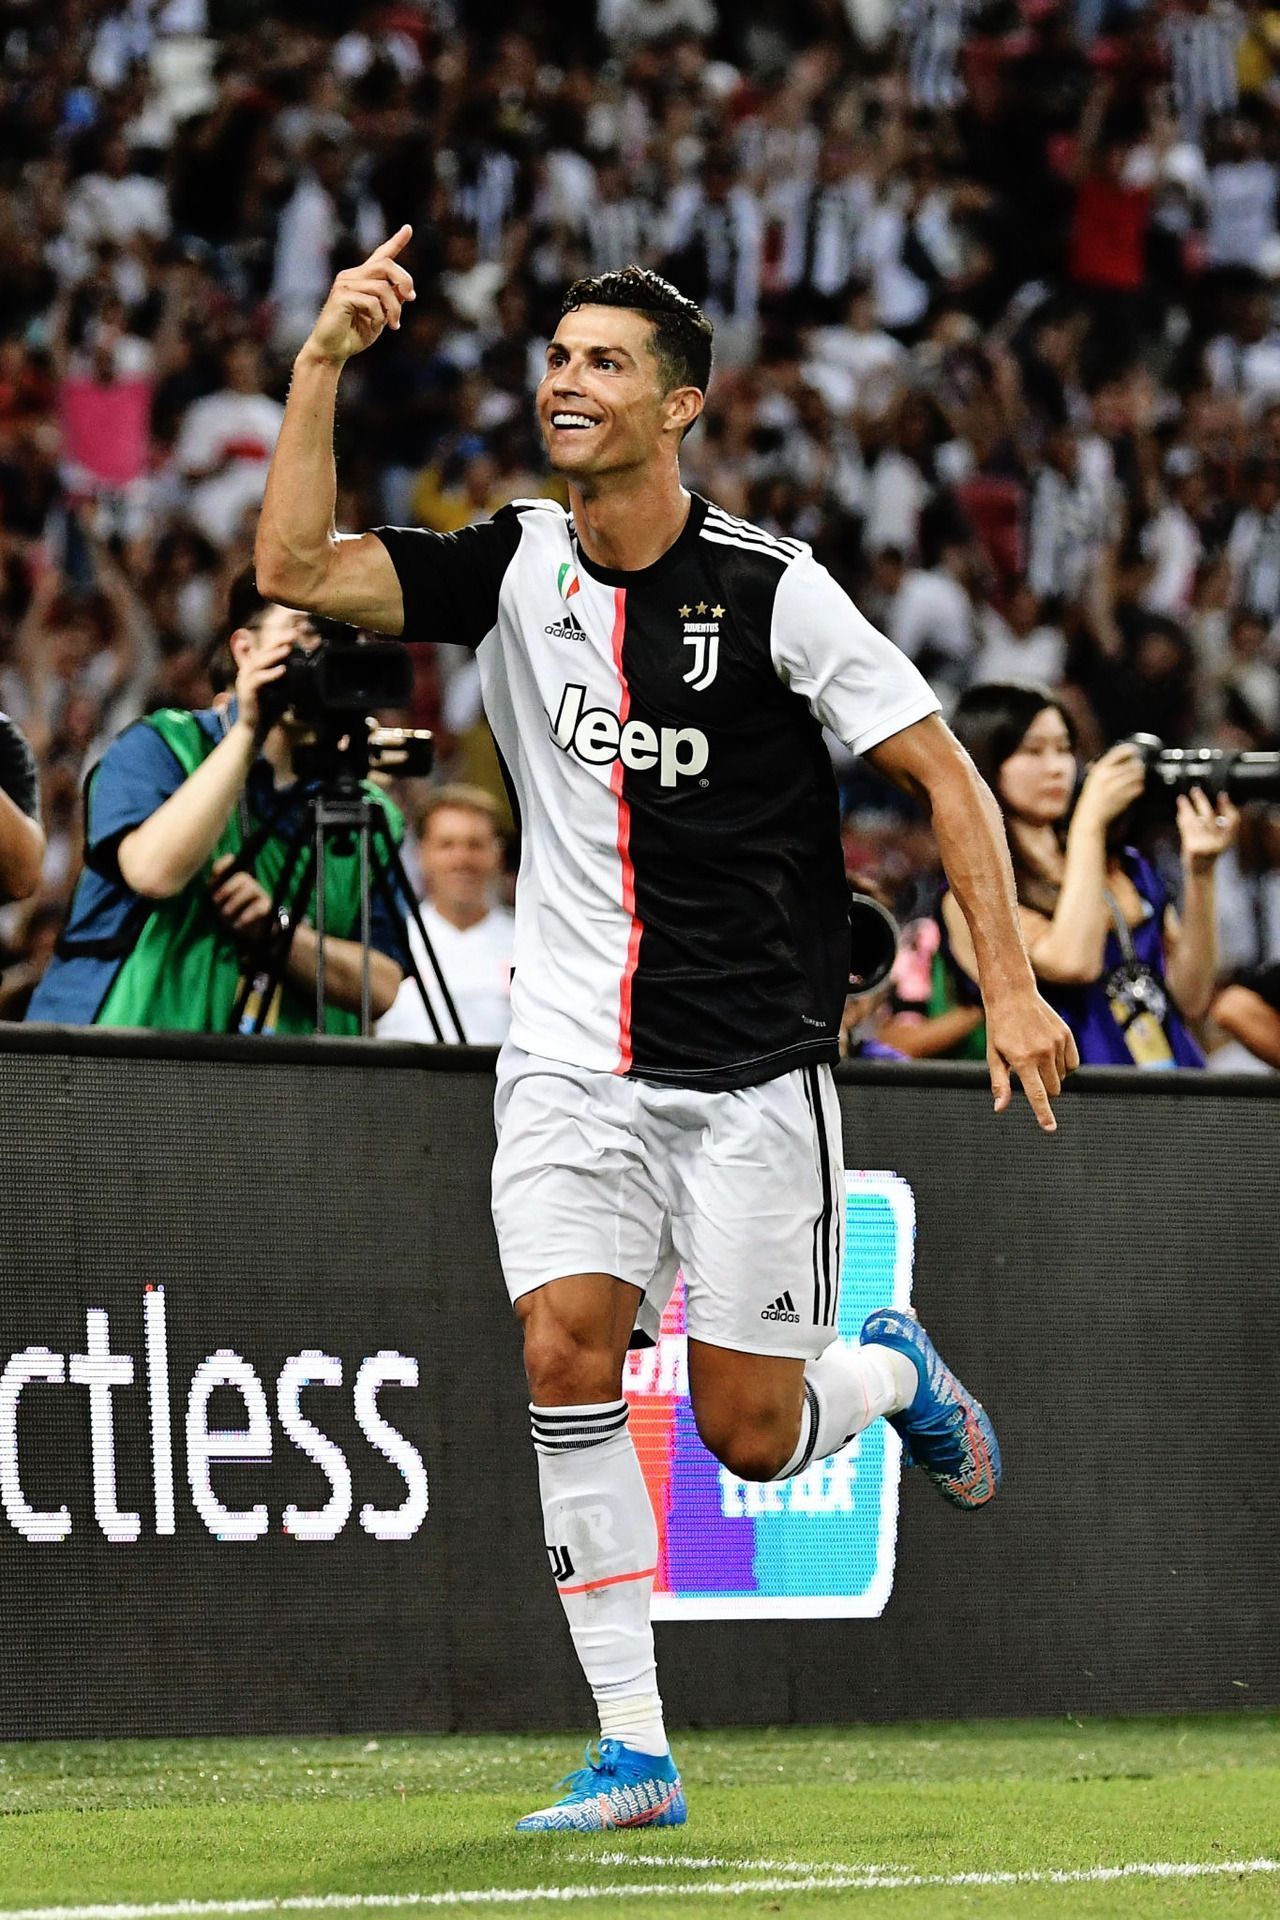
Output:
[986, 987, 1080, 1134]
[209, 853, 276, 943]
[1177, 787, 1239, 871]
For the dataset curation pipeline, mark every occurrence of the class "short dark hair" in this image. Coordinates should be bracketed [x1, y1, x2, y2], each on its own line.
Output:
[560, 265, 714, 399]
[207, 568, 272, 691]
[226, 567, 272, 636]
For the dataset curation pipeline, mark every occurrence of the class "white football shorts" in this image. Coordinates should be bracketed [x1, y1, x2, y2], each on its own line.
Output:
[491, 1044, 845, 1361]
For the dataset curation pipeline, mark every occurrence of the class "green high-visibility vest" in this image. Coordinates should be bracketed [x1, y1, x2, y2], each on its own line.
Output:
[93, 708, 403, 1035]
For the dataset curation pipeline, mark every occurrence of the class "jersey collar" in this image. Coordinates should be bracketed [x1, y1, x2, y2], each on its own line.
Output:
[571, 491, 709, 588]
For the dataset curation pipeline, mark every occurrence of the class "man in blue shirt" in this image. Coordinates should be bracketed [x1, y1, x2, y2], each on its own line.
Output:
[29, 573, 406, 1032]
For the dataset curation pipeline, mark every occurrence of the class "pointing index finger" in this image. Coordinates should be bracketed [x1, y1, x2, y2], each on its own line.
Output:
[370, 225, 413, 263]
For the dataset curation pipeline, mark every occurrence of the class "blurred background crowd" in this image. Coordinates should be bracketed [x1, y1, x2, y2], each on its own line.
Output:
[2, 0, 1280, 1057]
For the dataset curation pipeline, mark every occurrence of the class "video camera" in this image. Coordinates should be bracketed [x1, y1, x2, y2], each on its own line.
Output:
[1126, 735, 1280, 806]
[259, 617, 434, 786]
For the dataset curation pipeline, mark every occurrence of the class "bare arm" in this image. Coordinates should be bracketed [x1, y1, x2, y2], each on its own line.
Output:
[866, 715, 1078, 1129]
[1164, 791, 1239, 1022]
[117, 636, 291, 898]
[1211, 983, 1280, 1068]
[876, 1004, 984, 1059]
[284, 924, 401, 1019]
[0, 786, 44, 900]
[208, 856, 401, 1018]
[117, 721, 259, 898]
[255, 228, 416, 630]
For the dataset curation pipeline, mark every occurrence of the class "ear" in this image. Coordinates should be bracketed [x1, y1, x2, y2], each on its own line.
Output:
[664, 385, 704, 439]
[228, 626, 256, 670]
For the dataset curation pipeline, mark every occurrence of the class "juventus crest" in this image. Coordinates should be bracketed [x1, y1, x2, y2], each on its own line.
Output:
[547, 1543, 576, 1581]
[679, 600, 724, 691]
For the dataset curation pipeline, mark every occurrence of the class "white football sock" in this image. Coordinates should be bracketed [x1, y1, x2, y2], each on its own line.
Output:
[531, 1400, 669, 1758]
[774, 1340, 918, 1480]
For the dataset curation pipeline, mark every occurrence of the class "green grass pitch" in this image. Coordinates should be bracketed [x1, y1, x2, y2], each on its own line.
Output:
[1, 1715, 1278, 1919]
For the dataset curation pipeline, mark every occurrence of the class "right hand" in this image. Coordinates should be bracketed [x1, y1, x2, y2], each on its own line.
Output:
[304, 227, 415, 367]
[1073, 742, 1147, 831]
[234, 633, 293, 736]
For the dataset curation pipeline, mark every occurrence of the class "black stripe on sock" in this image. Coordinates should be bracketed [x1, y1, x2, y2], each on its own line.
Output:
[529, 1401, 628, 1423]
[530, 1402, 629, 1453]
[793, 1380, 822, 1477]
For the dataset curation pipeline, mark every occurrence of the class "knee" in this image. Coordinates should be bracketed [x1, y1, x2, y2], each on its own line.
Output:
[696, 1411, 796, 1483]
[521, 1308, 618, 1406]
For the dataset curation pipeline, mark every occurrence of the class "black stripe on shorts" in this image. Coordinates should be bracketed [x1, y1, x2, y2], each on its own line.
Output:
[804, 1066, 836, 1326]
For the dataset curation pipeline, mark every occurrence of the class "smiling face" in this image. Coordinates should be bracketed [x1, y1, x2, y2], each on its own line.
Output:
[420, 803, 503, 926]
[996, 705, 1078, 827]
[536, 305, 702, 486]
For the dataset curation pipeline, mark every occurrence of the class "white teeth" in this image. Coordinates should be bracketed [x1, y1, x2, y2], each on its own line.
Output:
[552, 413, 598, 429]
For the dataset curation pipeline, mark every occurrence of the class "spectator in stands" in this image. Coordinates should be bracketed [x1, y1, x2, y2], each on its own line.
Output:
[943, 681, 1238, 1067]
[0, 713, 44, 903]
[0, 0, 1277, 1024]
[27, 574, 404, 1033]
[1211, 960, 1280, 1066]
[377, 785, 513, 1046]
[172, 341, 285, 551]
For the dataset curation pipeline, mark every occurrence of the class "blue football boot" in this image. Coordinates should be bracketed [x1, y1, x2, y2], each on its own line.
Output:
[515, 1738, 687, 1832]
[861, 1306, 1001, 1509]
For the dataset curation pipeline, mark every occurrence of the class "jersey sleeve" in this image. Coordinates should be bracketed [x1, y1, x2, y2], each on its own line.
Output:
[769, 552, 940, 753]
[83, 720, 188, 880]
[372, 505, 524, 650]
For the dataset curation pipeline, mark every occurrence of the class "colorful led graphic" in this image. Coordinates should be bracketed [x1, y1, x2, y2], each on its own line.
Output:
[625, 1171, 916, 1619]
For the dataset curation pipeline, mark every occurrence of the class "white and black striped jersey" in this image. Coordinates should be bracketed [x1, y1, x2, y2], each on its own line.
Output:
[375, 493, 938, 1091]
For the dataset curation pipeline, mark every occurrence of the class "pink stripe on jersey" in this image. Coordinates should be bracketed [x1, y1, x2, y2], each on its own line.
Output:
[610, 587, 641, 1074]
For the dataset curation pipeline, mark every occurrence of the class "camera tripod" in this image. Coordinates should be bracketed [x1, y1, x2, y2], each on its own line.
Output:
[226, 773, 467, 1041]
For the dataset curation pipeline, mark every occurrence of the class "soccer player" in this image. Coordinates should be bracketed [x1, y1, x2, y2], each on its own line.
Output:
[255, 229, 1077, 1831]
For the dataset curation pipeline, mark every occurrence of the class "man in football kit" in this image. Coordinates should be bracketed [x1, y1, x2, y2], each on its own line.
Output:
[255, 229, 1077, 1830]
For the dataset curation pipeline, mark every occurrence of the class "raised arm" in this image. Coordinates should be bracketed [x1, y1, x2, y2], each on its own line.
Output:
[254, 228, 417, 631]
[867, 716, 1078, 1131]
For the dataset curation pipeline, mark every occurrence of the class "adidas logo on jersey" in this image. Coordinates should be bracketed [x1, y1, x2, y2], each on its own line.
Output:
[761, 1291, 801, 1324]
[544, 609, 587, 641]
[552, 683, 709, 788]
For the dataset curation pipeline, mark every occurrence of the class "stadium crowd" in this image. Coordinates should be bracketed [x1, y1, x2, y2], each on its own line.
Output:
[1, 0, 1279, 1060]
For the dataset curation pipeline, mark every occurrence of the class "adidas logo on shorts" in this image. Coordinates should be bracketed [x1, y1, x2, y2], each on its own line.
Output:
[760, 1291, 800, 1324]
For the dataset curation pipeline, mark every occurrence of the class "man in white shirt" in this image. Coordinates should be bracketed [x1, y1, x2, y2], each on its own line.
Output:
[377, 784, 513, 1045]
[173, 340, 285, 549]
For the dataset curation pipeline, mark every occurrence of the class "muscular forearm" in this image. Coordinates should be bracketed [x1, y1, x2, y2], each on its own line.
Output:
[930, 758, 1037, 1007]
[117, 722, 256, 899]
[255, 346, 343, 605]
[0, 789, 44, 900]
[1166, 867, 1218, 1021]
[283, 922, 401, 1018]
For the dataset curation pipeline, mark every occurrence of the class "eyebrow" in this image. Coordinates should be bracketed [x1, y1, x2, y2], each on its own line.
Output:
[547, 342, 636, 362]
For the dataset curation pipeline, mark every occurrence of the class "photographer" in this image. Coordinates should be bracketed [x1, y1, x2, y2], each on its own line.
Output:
[942, 683, 1238, 1068]
[28, 573, 405, 1032]
[0, 713, 45, 904]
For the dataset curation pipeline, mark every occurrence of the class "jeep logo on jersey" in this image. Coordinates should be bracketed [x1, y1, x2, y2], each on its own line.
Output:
[551, 684, 709, 787]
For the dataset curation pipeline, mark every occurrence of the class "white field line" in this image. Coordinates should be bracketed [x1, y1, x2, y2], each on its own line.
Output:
[1, 1859, 1278, 1917]
[566, 1855, 878, 1874]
